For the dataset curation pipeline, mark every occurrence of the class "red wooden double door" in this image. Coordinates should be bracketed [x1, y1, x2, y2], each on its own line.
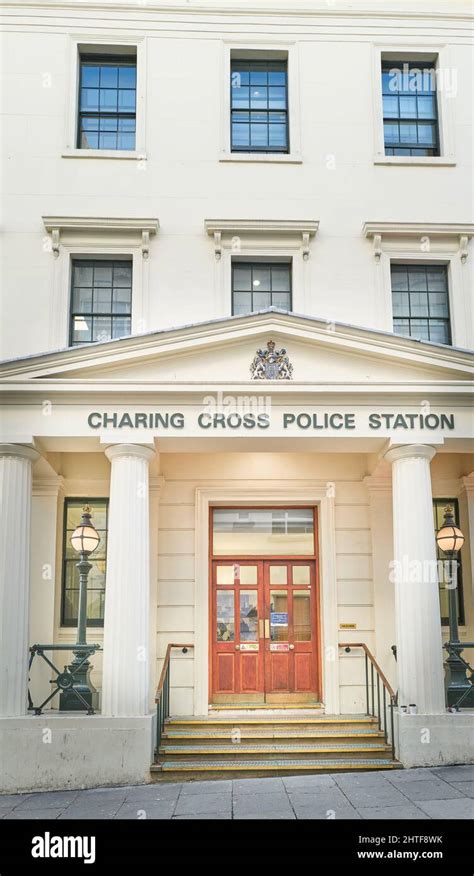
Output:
[211, 559, 321, 703]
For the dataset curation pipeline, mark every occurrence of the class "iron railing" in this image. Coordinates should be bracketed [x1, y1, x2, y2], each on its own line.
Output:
[28, 643, 101, 715]
[155, 644, 194, 755]
[444, 641, 474, 710]
[339, 642, 397, 760]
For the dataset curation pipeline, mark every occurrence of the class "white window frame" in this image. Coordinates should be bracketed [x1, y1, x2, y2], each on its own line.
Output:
[43, 217, 159, 349]
[63, 36, 147, 160]
[205, 220, 318, 317]
[371, 44, 456, 166]
[220, 40, 302, 163]
[363, 223, 473, 349]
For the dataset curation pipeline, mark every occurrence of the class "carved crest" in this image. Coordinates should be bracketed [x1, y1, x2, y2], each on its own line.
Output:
[250, 340, 293, 380]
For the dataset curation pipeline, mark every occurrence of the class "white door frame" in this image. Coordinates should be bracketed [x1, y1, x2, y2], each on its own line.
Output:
[194, 485, 339, 715]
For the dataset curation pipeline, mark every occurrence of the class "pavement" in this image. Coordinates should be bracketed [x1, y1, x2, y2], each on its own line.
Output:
[0, 766, 473, 820]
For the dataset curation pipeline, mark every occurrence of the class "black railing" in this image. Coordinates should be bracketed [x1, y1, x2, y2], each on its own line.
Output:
[339, 643, 397, 760]
[444, 641, 474, 710]
[28, 643, 101, 715]
[155, 644, 193, 755]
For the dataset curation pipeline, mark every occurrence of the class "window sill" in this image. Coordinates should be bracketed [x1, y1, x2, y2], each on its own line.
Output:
[220, 151, 302, 165]
[374, 155, 456, 167]
[62, 149, 147, 161]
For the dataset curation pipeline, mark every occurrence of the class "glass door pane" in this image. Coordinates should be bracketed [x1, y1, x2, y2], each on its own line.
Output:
[269, 590, 288, 641]
[293, 590, 311, 641]
[239, 590, 258, 641]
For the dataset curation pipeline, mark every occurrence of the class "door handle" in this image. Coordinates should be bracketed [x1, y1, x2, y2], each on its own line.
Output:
[289, 644, 295, 650]
[235, 644, 240, 650]
[264, 619, 270, 639]
[259, 619, 264, 639]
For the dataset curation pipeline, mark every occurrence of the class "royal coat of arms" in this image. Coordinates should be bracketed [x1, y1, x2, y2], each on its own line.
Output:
[250, 340, 293, 380]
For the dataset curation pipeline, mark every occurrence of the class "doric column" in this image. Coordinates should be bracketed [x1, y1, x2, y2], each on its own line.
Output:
[364, 474, 396, 688]
[102, 444, 155, 716]
[0, 444, 40, 716]
[384, 444, 445, 715]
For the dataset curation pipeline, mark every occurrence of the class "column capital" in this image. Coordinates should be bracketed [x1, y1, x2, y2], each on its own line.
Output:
[105, 443, 155, 464]
[0, 444, 40, 464]
[384, 444, 437, 465]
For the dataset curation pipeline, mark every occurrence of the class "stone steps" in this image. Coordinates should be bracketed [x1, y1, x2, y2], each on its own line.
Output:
[152, 713, 399, 781]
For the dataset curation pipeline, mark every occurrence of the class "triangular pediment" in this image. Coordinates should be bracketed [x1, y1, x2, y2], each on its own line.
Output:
[0, 310, 472, 387]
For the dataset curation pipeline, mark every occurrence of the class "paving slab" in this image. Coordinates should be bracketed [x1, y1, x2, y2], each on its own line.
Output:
[4, 809, 63, 820]
[0, 794, 34, 809]
[173, 812, 232, 819]
[382, 768, 436, 782]
[294, 805, 361, 820]
[447, 781, 474, 798]
[334, 779, 407, 809]
[232, 777, 284, 795]
[174, 792, 232, 817]
[232, 792, 293, 818]
[432, 765, 474, 781]
[358, 805, 429, 820]
[415, 797, 474, 819]
[282, 774, 337, 791]
[113, 800, 175, 819]
[15, 791, 80, 810]
[179, 780, 232, 796]
[393, 778, 464, 802]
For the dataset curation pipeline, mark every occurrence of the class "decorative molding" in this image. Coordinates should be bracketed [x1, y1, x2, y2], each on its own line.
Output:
[364, 223, 474, 262]
[42, 217, 159, 260]
[205, 219, 319, 259]
[33, 475, 65, 497]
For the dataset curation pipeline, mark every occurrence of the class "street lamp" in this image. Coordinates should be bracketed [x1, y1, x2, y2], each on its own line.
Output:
[436, 505, 471, 709]
[59, 505, 100, 711]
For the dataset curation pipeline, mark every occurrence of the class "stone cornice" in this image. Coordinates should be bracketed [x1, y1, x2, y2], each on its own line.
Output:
[4, 2, 473, 25]
[205, 219, 319, 260]
[364, 223, 474, 239]
[42, 216, 159, 259]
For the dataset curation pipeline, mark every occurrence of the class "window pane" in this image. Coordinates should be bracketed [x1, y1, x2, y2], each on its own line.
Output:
[82, 66, 100, 87]
[216, 565, 235, 585]
[292, 565, 310, 585]
[240, 566, 258, 585]
[252, 267, 271, 291]
[94, 265, 113, 287]
[270, 566, 287, 585]
[240, 591, 258, 641]
[233, 265, 252, 291]
[410, 292, 428, 317]
[250, 123, 268, 147]
[72, 287, 93, 313]
[391, 267, 408, 291]
[217, 592, 234, 641]
[253, 291, 271, 310]
[399, 96, 417, 118]
[417, 96, 436, 118]
[112, 287, 132, 314]
[111, 316, 131, 338]
[93, 317, 112, 342]
[427, 268, 447, 291]
[293, 591, 311, 641]
[272, 292, 291, 310]
[99, 90, 118, 111]
[392, 291, 409, 316]
[118, 66, 136, 87]
[213, 508, 314, 556]
[100, 66, 118, 88]
[383, 95, 398, 118]
[399, 123, 417, 143]
[428, 320, 450, 344]
[233, 292, 252, 314]
[429, 292, 449, 317]
[118, 89, 136, 111]
[62, 499, 108, 625]
[384, 122, 399, 143]
[95, 287, 112, 313]
[268, 86, 286, 109]
[418, 123, 436, 145]
[270, 591, 288, 642]
[393, 318, 410, 336]
[81, 89, 99, 111]
[232, 122, 249, 147]
[410, 319, 430, 340]
[268, 123, 287, 148]
[271, 267, 290, 292]
[408, 268, 427, 291]
[72, 315, 92, 343]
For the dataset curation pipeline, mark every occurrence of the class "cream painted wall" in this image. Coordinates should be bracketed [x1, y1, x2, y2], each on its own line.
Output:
[1, 1, 473, 360]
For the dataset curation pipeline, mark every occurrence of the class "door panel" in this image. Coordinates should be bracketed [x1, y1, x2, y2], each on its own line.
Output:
[211, 561, 265, 702]
[211, 557, 320, 703]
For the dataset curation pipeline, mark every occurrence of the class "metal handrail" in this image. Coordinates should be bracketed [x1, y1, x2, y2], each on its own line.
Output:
[339, 642, 397, 760]
[155, 643, 194, 755]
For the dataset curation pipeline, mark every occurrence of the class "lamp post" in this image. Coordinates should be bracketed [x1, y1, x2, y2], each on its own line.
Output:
[436, 505, 471, 708]
[59, 505, 100, 711]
